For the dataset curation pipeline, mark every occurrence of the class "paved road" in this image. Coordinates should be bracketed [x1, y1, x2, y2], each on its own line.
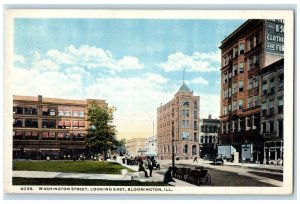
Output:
[158, 160, 283, 187]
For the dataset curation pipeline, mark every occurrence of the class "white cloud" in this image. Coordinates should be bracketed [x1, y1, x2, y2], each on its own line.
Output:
[46, 45, 143, 72]
[31, 59, 60, 71]
[186, 76, 209, 85]
[160, 51, 220, 72]
[199, 94, 220, 120]
[13, 54, 25, 64]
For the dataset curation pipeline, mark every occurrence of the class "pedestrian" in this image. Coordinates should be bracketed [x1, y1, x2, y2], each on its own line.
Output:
[193, 155, 198, 163]
[138, 160, 149, 178]
[148, 160, 153, 177]
[163, 167, 175, 184]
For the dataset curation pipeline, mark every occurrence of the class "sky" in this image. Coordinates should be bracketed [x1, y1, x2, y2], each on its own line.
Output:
[12, 18, 245, 140]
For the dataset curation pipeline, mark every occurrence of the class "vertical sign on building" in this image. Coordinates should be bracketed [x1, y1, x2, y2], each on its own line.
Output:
[265, 19, 284, 55]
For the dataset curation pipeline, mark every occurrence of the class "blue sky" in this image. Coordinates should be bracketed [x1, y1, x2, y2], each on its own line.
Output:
[13, 18, 245, 139]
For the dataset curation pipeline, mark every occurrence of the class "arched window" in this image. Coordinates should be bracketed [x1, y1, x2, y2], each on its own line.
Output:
[205, 136, 208, 144]
[209, 136, 213, 143]
[201, 136, 204, 143]
[183, 101, 189, 107]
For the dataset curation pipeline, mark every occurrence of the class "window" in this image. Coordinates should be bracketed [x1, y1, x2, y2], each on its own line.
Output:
[182, 120, 185, 128]
[238, 100, 243, 110]
[25, 119, 38, 128]
[278, 98, 283, 114]
[246, 116, 252, 131]
[228, 71, 232, 79]
[183, 101, 189, 107]
[248, 56, 254, 70]
[233, 64, 238, 76]
[24, 107, 37, 115]
[194, 110, 197, 119]
[224, 89, 228, 99]
[253, 95, 259, 107]
[183, 145, 188, 154]
[269, 121, 274, 132]
[232, 100, 237, 111]
[42, 120, 56, 128]
[13, 107, 23, 115]
[269, 100, 274, 115]
[238, 118, 243, 132]
[228, 104, 231, 113]
[186, 120, 189, 129]
[233, 46, 238, 58]
[239, 43, 245, 55]
[262, 81, 268, 95]
[233, 120, 237, 133]
[255, 33, 260, 46]
[239, 62, 244, 73]
[239, 80, 244, 92]
[64, 110, 71, 117]
[194, 101, 198, 108]
[278, 74, 284, 90]
[224, 105, 227, 115]
[13, 119, 23, 127]
[254, 76, 259, 88]
[248, 78, 253, 90]
[255, 54, 260, 66]
[278, 120, 283, 137]
[232, 82, 237, 94]
[224, 72, 228, 83]
[262, 123, 267, 133]
[247, 97, 253, 108]
[262, 103, 267, 116]
[194, 121, 197, 130]
[270, 78, 275, 94]
[194, 132, 197, 142]
[72, 111, 78, 117]
[79, 111, 84, 117]
[248, 38, 254, 50]
[228, 88, 232, 98]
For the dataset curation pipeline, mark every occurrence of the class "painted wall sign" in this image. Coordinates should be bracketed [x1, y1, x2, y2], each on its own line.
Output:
[265, 19, 284, 55]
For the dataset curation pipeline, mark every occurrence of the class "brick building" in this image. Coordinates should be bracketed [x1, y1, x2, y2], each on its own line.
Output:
[126, 138, 148, 157]
[219, 19, 284, 163]
[261, 59, 284, 165]
[199, 114, 220, 158]
[13, 95, 107, 160]
[157, 83, 200, 160]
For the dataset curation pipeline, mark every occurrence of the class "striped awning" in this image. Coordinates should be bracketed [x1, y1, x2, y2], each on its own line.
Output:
[24, 132, 32, 137]
[58, 120, 65, 126]
[32, 132, 38, 137]
[57, 133, 65, 138]
[79, 121, 85, 127]
[42, 132, 48, 138]
[48, 132, 56, 138]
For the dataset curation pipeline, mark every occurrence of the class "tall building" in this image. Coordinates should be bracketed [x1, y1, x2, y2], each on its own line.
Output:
[199, 114, 220, 158]
[145, 136, 158, 157]
[261, 59, 284, 165]
[157, 83, 200, 160]
[219, 19, 284, 163]
[13, 95, 107, 159]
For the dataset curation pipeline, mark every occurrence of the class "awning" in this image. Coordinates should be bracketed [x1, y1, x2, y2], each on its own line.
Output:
[57, 133, 65, 138]
[42, 106, 48, 112]
[16, 132, 23, 136]
[65, 121, 71, 126]
[58, 120, 65, 126]
[42, 132, 48, 138]
[79, 121, 85, 127]
[32, 132, 38, 137]
[72, 121, 79, 126]
[25, 132, 32, 137]
[48, 132, 56, 138]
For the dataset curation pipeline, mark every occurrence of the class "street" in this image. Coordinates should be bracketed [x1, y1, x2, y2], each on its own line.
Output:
[157, 159, 283, 187]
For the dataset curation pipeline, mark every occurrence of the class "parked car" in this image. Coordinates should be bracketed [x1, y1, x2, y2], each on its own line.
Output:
[214, 157, 224, 165]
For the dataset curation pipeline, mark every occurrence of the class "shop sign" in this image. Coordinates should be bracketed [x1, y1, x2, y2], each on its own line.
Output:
[265, 19, 284, 55]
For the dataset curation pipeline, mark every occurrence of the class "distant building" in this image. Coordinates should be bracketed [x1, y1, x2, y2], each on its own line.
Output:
[219, 19, 284, 163]
[126, 138, 147, 157]
[145, 136, 157, 157]
[199, 114, 220, 158]
[13, 95, 107, 159]
[157, 82, 200, 160]
[261, 59, 284, 165]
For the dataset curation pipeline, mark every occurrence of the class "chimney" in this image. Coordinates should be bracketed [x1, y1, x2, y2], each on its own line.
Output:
[38, 95, 42, 102]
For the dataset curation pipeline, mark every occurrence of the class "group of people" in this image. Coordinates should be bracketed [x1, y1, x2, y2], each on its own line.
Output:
[138, 158, 158, 178]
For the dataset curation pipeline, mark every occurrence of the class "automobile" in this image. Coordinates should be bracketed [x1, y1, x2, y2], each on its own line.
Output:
[213, 157, 224, 165]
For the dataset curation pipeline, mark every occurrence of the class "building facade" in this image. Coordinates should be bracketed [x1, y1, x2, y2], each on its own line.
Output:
[219, 19, 284, 163]
[157, 83, 200, 160]
[199, 114, 220, 158]
[13, 95, 107, 159]
[144, 136, 158, 157]
[126, 138, 148, 157]
[261, 59, 284, 165]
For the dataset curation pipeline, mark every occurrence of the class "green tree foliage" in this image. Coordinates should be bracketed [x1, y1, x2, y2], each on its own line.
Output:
[86, 101, 118, 158]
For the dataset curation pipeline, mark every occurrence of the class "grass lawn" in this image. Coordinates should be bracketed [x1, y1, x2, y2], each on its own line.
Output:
[13, 160, 134, 174]
[13, 177, 170, 186]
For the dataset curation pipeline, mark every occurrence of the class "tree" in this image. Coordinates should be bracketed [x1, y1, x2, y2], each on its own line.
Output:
[115, 138, 127, 156]
[86, 101, 118, 160]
